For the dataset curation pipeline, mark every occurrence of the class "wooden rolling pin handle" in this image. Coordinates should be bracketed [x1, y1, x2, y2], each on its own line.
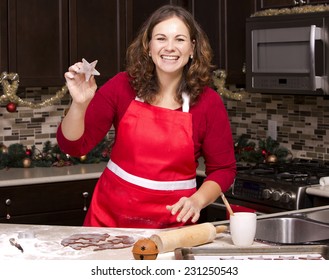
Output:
[216, 225, 228, 234]
[150, 223, 228, 253]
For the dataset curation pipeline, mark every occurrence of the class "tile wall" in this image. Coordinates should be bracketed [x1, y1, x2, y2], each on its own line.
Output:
[1, 87, 329, 160]
[226, 92, 329, 160]
[0, 87, 71, 150]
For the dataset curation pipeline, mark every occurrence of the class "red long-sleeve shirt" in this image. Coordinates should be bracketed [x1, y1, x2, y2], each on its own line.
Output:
[57, 72, 236, 192]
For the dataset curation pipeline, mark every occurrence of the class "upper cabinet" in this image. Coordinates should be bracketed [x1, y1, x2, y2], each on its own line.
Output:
[0, 0, 255, 88]
[0, 0, 69, 87]
[189, 0, 255, 86]
[0, 0, 179, 87]
[0, 0, 126, 87]
[69, 0, 124, 86]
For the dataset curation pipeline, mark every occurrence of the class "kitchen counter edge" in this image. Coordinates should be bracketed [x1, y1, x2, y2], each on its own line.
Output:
[0, 159, 206, 187]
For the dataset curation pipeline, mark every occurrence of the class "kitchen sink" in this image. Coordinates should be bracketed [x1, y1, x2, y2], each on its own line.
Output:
[255, 216, 329, 244]
[305, 209, 329, 224]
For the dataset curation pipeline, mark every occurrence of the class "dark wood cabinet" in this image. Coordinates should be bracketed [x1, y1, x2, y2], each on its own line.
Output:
[0, 0, 183, 87]
[0, 0, 256, 88]
[0, 0, 69, 87]
[0, 0, 125, 87]
[189, 0, 255, 86]
[0, 0, 8, 73]
[69, 0, 125, 86]
[0, 179, 97, 226]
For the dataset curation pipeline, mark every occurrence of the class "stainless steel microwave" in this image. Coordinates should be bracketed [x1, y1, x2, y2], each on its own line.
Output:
[246, 13, 329, 95]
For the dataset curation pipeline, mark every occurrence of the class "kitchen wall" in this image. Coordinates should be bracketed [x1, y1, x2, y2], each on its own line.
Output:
[226, 92, 329, 161]
[0, 87, 70, 150]
[1, 87, 329, 161]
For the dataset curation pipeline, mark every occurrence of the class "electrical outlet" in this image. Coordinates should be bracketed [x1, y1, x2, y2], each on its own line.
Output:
[267, 120, 277, 140]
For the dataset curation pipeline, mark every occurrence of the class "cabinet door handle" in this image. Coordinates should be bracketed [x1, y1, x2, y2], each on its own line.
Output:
[5, 199, 12, 219]
[82, 192, 89, 211]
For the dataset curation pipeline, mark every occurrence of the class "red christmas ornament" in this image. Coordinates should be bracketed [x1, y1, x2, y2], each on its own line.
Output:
[6, 102, 17, 112]
[25, 148, 32, 157]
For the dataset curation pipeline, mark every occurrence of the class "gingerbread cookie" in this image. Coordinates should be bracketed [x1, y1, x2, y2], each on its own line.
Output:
[61, 233, 134, 251]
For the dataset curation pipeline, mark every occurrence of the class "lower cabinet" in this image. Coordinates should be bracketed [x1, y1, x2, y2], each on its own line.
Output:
[0, 179, 97, 226]
[196, 175, 228, 223]
[311, 196, 329, 208]
[1, 175, 235, 226]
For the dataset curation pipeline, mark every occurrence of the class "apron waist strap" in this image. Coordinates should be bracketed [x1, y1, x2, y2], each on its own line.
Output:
[107, 160, 196, 191]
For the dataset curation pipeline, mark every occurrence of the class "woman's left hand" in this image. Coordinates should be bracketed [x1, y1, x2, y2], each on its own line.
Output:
[166, 196, 202, 223]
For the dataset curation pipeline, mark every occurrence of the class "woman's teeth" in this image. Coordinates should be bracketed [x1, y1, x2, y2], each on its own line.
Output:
[161, 55, 179, 60]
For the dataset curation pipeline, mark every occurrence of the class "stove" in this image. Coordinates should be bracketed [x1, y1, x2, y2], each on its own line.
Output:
[224, 158, 329, 214]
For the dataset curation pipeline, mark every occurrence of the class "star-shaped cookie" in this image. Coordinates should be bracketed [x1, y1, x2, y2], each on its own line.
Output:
[77, 58, 100, 82]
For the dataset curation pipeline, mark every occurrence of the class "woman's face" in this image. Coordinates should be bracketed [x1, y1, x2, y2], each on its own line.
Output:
[149, 16, 195, 77]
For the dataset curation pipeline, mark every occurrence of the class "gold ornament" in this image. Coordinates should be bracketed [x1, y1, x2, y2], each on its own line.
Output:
[0, 143, 8, 154]
[266, 154, 278, 163]
[22, 158, 32, 168]
[0, 72, 68, 109]
[80, 155, 87, 162]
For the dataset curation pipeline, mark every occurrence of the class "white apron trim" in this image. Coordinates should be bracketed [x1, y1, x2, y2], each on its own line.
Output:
[181, 92, 190, 113]
[107, 160, 196, 191]
[135, 92, 190, 112]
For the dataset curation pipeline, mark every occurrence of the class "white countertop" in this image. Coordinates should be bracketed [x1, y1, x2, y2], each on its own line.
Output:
[0, 162, 108, 187]
[0, 158, 206, 187]
[2, 206, 329, 260]
[0, 223, 265, 260]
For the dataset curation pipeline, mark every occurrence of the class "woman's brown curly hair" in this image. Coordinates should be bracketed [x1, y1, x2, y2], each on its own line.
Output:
[125, 5, 214, 105]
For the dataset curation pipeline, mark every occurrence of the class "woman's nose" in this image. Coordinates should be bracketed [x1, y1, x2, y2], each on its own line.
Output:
[165, 39, 175, 50]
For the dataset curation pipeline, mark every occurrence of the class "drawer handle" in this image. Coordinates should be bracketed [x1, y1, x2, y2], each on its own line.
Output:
[5, 199, 11, 219]
[82, 192, 89, 211]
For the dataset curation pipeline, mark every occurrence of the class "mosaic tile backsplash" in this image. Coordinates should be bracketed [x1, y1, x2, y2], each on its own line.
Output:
[0, 87, 71, 150]
[1, 87, 329, 161]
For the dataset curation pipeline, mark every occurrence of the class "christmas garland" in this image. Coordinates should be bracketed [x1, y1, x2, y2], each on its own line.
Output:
[0, 138, 113, 170]
[0, 72, 69, 111]
[1, 135, 291, 169]
[212, 69, 249, 101]
[234, 135, 292, 164]
[252, 4, 329, 17]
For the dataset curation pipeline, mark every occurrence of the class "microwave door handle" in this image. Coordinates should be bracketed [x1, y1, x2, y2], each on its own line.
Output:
[309, 25, 319, 91]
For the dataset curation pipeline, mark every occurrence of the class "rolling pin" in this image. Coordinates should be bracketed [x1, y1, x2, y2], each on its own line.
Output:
[150, 223, 227, 253]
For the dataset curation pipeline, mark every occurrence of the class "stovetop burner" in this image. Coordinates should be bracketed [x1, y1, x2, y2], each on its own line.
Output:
[238, 158, 329, 186]
[225, 158, 329, 212]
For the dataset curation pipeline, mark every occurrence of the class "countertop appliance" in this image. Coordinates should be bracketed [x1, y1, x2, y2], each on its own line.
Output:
[204, 159, 329, 222]
[246, 11, 329, 95]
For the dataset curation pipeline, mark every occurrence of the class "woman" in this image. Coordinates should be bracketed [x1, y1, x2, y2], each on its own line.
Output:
[57, 5, 236, 228]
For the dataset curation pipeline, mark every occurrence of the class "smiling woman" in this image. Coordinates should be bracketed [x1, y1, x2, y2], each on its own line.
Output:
[56, 5, 236, 229]
[148, 16, 195, 92]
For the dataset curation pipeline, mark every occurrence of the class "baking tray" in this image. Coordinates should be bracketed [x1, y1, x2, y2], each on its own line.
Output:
[174, 245, 329, 260]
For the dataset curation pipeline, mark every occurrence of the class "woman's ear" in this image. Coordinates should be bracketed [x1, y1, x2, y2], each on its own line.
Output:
[191, 39, 196, 56]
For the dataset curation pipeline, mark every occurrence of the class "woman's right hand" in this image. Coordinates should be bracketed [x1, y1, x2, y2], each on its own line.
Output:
[64, 62, 97, 105]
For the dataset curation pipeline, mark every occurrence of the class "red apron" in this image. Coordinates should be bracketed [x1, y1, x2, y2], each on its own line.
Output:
[84, 95, 197, 228]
